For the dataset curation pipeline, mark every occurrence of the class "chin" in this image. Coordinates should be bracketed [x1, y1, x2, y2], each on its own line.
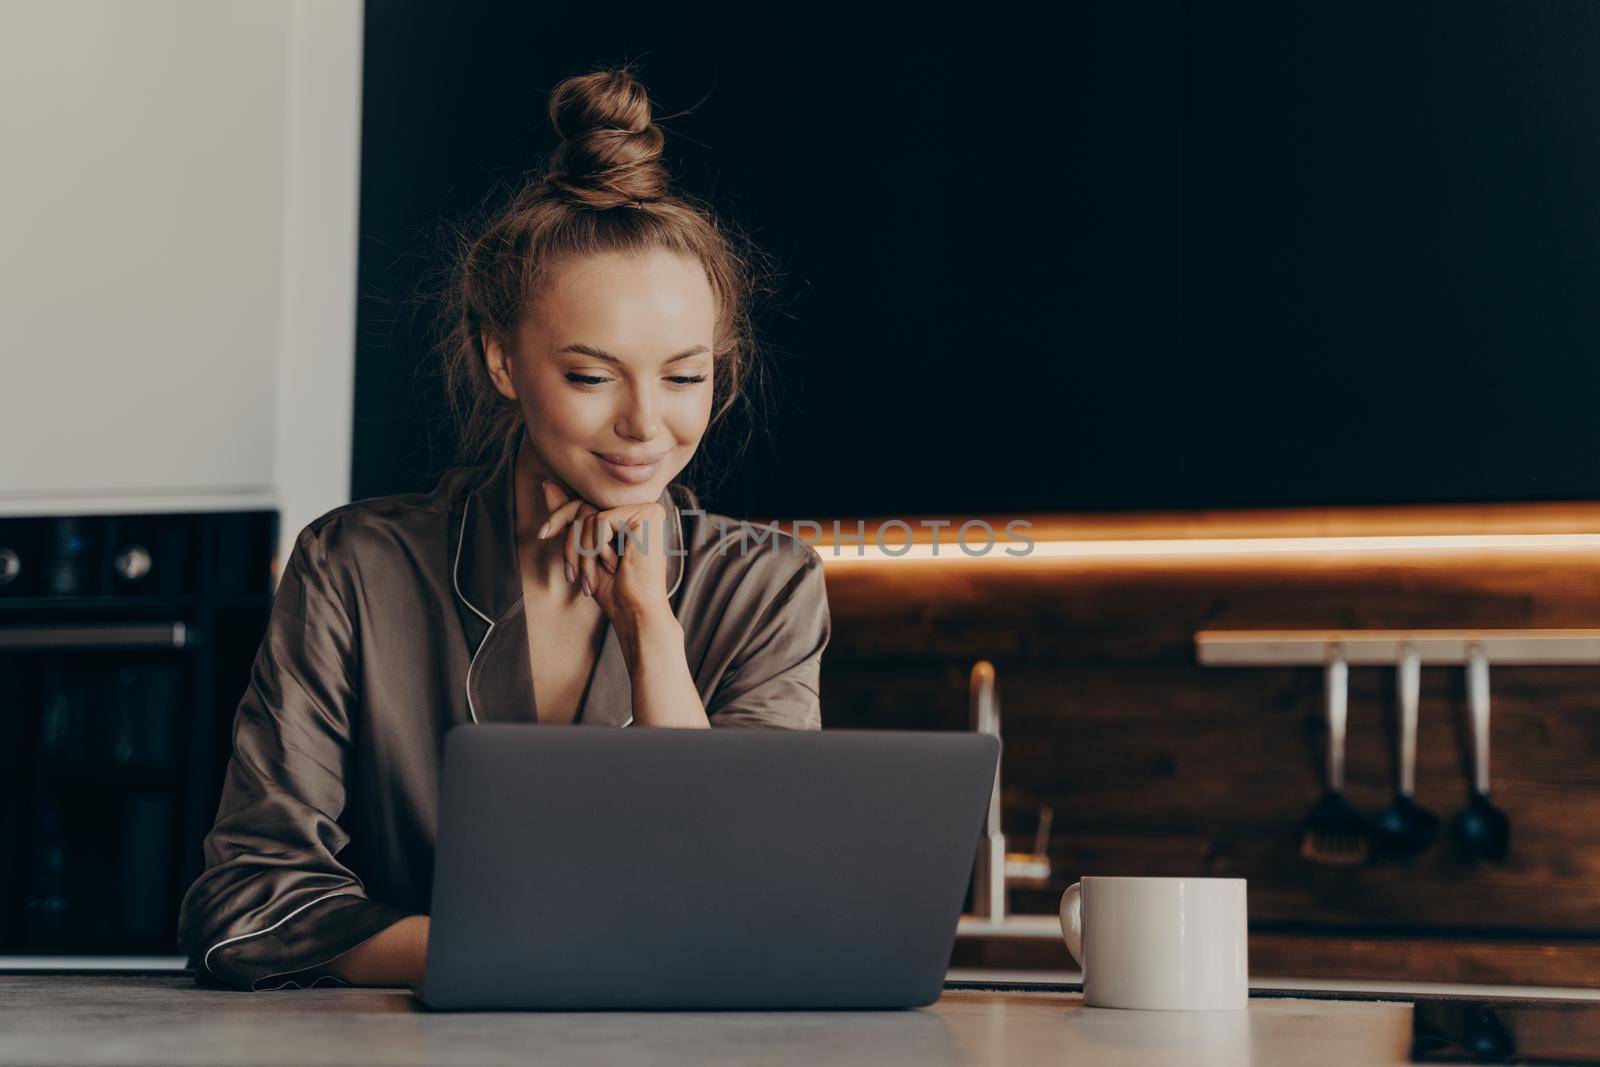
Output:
[580, 469, 667, 506]
[591, 482, 662, 507]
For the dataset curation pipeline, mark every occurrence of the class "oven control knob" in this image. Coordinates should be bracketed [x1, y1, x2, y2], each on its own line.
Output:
[115, 544, 153, 583]
[0, 547, 18, 586]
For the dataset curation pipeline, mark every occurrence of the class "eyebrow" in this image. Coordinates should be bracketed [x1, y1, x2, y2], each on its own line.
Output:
[557, 343, 710, 366]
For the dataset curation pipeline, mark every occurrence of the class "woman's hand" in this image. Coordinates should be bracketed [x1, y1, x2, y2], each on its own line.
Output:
[324, 914, 430, 988]
[538, 477, 707, 727]
[537, 477, 674, 625]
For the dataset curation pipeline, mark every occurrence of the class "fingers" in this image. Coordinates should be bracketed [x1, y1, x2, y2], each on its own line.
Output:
[538, 489, 658, 597]
[564, 504, 592, 587]
[540, 478, 570, 514]
[536, 482, 613, 597]
[618, 504, 667, 555]
[536, 478, 572, 539]
[595, 514, 618, 574]
[576, 512, 614, 598]
[539, 496, 586, 543]
[574, 511, 592, 597]
[566, 506, 619, 597]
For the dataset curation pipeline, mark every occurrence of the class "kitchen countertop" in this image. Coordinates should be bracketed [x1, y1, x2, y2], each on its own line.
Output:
[0, 974, 1543, 1066]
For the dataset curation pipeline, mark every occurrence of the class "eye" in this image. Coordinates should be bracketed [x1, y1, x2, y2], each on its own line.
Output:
[565, 371, 708, 387]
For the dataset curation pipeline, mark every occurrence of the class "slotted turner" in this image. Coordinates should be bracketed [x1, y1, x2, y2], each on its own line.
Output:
[1300, 649, 1370, 866]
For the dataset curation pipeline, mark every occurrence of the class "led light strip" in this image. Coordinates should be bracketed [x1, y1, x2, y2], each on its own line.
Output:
[810, 532, 1600, 564]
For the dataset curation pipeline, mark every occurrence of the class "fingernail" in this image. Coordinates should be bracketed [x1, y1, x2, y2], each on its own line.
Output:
[565, 563, 574, 583]
[582, 577, 592, 597]
[536, 521, 549, 539]
[603, 558, 616, 573]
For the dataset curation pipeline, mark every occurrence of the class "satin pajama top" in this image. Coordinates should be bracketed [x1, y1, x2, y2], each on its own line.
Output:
[175, 434, 830, 990]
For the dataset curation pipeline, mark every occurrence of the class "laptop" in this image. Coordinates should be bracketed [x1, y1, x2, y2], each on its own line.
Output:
[418, 724, 1000, 1010]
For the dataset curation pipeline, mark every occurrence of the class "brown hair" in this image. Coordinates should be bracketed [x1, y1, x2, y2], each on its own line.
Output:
[432, 65, 776, 489]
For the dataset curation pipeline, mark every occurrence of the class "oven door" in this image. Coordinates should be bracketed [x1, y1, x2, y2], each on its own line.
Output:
[2, 623, 195, 953]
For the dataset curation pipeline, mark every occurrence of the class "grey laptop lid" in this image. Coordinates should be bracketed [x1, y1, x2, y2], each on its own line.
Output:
[420, 725, 1000, 1010]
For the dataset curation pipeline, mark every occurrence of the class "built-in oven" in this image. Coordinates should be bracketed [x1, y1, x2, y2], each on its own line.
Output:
[0, 511, 275, 957]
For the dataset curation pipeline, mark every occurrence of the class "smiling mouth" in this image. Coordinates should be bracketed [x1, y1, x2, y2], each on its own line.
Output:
[594, 451, 667, 466]
[593, 451, 667, 484]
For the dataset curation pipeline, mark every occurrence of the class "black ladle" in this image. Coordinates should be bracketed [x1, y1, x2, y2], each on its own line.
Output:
[1454, 645, 1510, 862]
[1372, 647, 1439, 856]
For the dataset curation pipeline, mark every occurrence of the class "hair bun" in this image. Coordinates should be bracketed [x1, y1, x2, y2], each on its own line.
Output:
[544, 68, 669, 210]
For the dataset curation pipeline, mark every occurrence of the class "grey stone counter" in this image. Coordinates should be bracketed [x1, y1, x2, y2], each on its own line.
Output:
[0, 975, 1430, 1066]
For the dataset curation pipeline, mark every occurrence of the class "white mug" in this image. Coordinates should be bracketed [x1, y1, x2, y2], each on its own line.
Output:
[1059, 876, 1249, 1010]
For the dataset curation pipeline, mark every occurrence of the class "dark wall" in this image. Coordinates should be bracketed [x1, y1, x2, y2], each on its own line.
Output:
[353, 1, 1600, 517]
[1187, 1, 1600, 507]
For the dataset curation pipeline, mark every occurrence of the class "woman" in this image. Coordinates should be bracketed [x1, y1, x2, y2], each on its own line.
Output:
[175, 67, 830, 991]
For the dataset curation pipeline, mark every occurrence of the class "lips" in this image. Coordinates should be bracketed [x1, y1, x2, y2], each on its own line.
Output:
[593, 451, 666, 485]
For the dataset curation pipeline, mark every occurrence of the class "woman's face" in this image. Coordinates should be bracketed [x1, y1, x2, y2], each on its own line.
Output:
[485, 247, 717, 508]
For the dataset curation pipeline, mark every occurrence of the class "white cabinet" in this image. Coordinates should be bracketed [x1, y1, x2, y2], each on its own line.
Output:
[0, 0, 363, 569]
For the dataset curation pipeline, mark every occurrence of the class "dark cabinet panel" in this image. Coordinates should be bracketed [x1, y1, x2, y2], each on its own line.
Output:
[1187, 1, 1600, 507]
[354, 3, 1187, 517]
[718, 7, 1188, 518]
[355, 2, 1600, 515]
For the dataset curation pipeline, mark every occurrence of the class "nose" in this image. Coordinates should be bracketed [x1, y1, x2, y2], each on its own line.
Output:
[614, 381, 664, 443]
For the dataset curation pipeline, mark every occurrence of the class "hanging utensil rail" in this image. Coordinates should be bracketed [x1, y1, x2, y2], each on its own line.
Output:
[1196, 629, 1600, 665]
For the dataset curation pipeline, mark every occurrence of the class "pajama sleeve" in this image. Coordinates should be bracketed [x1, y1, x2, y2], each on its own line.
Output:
[175, 522, 413, 990]
[706, 547, 830, 731]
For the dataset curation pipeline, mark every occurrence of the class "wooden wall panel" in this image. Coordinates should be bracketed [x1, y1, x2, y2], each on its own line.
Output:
[815, 536, 1600, 983]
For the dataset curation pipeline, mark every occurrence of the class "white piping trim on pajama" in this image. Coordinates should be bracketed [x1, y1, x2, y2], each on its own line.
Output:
[201, 890, 358, 978]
